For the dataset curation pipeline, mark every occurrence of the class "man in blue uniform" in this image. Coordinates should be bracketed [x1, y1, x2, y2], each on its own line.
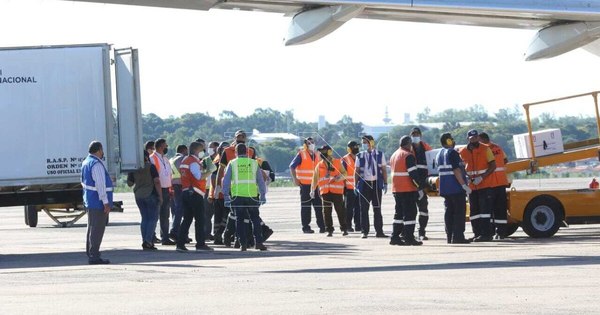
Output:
[435, 133, 471, 244]
[81, 141, 113, 264]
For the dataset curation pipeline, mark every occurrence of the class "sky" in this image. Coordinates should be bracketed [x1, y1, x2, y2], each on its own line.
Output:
[2, 0, 600, 126]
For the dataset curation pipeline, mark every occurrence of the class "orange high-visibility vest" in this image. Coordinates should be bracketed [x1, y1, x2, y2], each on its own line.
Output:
[390, 148, 418, 193]
[296, 150, 320, 185]
[223, 145, 255, 166]
[342, 153, 356, 189]
[485, 142, 509, 187]
[316, 159, 345, 195]
[180, 155, 207, 196]
[459, 145, 497, 190]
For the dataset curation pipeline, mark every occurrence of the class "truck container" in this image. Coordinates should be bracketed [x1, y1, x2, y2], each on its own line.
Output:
[0, 43, 143, 227]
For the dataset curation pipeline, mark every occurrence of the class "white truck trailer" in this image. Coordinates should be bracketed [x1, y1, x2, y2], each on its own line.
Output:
[0, 43, 144, 227]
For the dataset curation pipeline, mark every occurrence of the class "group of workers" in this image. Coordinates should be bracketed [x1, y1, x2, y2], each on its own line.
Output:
[289, 127, 509, 246]
[130, 130, 275, 253]
[80, 126, 510, 264]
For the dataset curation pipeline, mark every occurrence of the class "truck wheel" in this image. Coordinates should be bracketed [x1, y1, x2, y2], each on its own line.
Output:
[522, 196, 562, 238]
[24, 205, 38, 228]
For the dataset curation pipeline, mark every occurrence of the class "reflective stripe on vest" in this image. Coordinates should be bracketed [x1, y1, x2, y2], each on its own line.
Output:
[390, 148, 417, 193]
[342, 154, 356, 189]
[180, 155, 206, 195]
[296, 150, 319, 185]
[459, 145, 497, 190]
[81, 155, 114, 209]
[487, 142, 509, 187]
[436, 148, 465, 196]
[231, 157, 259, 197]
[317, 159, 345, 195]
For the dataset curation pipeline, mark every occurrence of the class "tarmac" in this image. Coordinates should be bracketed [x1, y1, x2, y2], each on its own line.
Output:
[1, 180, 600, 314]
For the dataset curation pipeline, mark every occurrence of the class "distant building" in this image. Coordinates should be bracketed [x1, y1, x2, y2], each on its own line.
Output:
[250, 128, 300, 144]
[318, 115, 326, 130]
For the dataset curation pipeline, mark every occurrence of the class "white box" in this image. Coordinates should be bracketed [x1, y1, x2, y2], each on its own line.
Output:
[425, 148, 442, 175]
[513, 128, 564, 159]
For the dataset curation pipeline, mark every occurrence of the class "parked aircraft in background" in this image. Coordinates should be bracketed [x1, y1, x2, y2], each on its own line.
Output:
[61, 1, 600, 60]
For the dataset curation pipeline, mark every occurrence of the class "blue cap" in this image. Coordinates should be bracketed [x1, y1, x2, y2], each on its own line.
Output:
[467, 129, 478, 138]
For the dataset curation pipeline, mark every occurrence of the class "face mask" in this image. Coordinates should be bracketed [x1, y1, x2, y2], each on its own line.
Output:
[411, 136, 421, 143]
[207, 148, 215, 156]
[351, 147, 359, 154]
[308, 144, 315, 151]
[361, 143, 368, 151]
[197, 151, 205, 159]
[163, 148, 169, 155]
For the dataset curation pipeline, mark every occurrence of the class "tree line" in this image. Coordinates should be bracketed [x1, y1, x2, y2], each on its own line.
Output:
[141, 105, 598, 174]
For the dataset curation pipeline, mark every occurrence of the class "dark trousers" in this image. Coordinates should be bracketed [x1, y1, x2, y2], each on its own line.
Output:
[232, 197, 263, 247]
[159, 187, 171, 241]
[177, 191, 205, 248]
[321, 193, 347, 232]
[490, 186, 508, 236]
[300, 184, 324, 230]
[169, 184, 183, 238]
[86, 209, 108, 261]
[135, 194, 159, 244]
[417, 194, 429, 237]
[392, 192, 417, 240]
[204, 193, 214, 238]
[443, 193, 467, 243]
[213, 198, 227, 240]
[344, 188, 360, 229]
[468, 188, 493, 238]
[359, 181, 383, 235]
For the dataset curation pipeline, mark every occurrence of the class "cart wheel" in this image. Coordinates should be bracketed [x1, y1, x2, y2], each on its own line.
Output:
[24, 205, 38, 228]
[522, 196, 562, 238]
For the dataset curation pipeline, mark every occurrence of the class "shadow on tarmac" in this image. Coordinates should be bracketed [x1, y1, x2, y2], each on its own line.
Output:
[0, 240, 356, 270]
[266, 255, 600, 274]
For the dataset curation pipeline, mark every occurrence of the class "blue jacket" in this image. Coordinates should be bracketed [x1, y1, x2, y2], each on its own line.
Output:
[356, 150, 385, 190]
[436, 148, 466, 196]
[81, 155, 113, 210]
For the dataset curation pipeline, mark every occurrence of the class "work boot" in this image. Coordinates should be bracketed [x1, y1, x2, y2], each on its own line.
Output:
[213, 235, 224, 245]
[262, 226, 274, 241]
[255, 243, 267, 251]
[404, 238, 423, 246]
[389, 237, 405, 246]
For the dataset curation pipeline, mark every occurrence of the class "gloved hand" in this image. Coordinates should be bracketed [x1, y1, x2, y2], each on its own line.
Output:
[309, 190, 315, 199]
[259, 197, 266, 205]
[472, 176, 483, 185]
[383, 183, 388, 194]
[418, 190, 425, 200]
[461, 184, 472, 195]
[224, 197, 232, 208]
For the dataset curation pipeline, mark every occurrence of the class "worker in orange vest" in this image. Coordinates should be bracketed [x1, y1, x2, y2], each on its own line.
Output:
[342, 140, 360, 232]
[479, 132, 510, 239]
[290, 137, 325, 234]
[176, 141, 213, 252]
[410, 127, 433, 241]
[389, 136, 426, 246]
[459, 130, 497, 242]
[310, 145, 349, 237]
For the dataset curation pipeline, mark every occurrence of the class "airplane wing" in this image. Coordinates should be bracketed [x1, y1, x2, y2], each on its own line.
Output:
[61, 1, 600, 60]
